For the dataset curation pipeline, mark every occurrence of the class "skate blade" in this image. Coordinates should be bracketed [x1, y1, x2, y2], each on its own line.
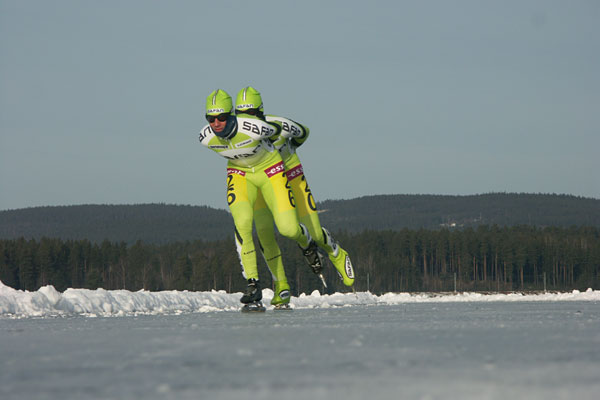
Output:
[273, 304, 293, 311]
[241, 302, 266, 313]
[318, 273, 328, 288]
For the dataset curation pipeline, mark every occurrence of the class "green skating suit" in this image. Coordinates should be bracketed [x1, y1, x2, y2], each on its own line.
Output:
[198, 115, 312, 282]
[254, 115, 355, 293]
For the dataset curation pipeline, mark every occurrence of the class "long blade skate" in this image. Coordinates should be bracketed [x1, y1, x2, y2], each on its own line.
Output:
[317, 273, 328, 288]
[241, 301, 266, 313]
[301, 241, 327, 288]
[273, 303, 293, 311]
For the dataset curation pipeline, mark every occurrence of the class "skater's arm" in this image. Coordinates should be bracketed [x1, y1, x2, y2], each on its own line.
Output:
[237, 116, 281, 140]
[266, 115, 310, 148]
[198, 124, 215, 147]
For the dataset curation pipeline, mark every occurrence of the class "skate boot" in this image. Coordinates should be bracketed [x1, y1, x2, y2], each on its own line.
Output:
[301, 240, 324, 274]
[240, 279, 265, 312]
[329, 247, 355, 287]
[271, 281, 291, 310]
[300, 240, 327, 288]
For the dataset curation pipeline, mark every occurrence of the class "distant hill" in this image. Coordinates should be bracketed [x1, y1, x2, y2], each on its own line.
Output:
[317, 193, 600, 232]
[0, 204, 234, 245]
[1, 193, 598, 244]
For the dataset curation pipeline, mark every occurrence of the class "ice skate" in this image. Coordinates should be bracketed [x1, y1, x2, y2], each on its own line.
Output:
[271, 281, 292, 310]
[301, 240, 327, 288]
[329, 247, 355, 287]
[241, 301, 266, 313]
[240, 279, 265, 312]
[240, 278, 262, 304]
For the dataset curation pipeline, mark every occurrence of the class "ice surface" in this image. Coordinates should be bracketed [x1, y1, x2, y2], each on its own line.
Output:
[1, 280, 598, 318]
[1, 298, 599, 400]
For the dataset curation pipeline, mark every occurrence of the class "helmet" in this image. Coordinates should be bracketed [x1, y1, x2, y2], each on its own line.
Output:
[235, 86, 264, 113]
[206, 89, 233, 116]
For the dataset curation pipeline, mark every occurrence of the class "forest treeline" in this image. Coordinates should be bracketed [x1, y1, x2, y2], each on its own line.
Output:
[2, 225, 598, 295]
[1, 193, 598, 244]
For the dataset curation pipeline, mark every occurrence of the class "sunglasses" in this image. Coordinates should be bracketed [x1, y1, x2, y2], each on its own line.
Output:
[235, 108, 260, 116]
[206, 113, 229, 123]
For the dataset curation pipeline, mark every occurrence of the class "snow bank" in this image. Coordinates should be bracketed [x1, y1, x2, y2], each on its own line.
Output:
[1, 280, 598, 318]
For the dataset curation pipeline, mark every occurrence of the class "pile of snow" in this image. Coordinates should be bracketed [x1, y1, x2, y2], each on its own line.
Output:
[1, 280, 598, 318]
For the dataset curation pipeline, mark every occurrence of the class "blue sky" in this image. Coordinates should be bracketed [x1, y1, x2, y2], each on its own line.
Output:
[1, 0, 598, 211]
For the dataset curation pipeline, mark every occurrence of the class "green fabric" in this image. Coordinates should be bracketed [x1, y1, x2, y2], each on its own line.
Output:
[205, 89, 232, 115]
[270, 280, 291, 305]
[235, 86, 264, 112]
[227, 150, 309, 280]
[328, 247, 355, 287]
[255, 190, 287, 283]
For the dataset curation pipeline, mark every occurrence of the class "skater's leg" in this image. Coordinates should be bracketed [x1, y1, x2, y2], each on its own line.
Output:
[288, 165, 355, 287]
[258, 163, 310, 249]
[227, 168, 259, 280]
[288, 168, 325, 247]
[254, 189, 288, 284]
[259, 160, 324, 285]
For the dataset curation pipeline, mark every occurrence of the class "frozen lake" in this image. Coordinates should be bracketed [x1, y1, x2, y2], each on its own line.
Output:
[1, 301, 599, 400]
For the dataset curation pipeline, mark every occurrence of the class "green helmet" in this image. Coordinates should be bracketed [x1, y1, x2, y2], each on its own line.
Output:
[206, 89, 233, 116]
[235, 86, 264, 113]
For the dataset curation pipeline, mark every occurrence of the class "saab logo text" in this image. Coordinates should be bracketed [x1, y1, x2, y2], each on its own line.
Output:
[242, 121, 275, 136]
[281, 121, 302, 136]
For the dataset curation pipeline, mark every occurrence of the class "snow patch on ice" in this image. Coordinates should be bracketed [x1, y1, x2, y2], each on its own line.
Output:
[1, 280, 598, 318]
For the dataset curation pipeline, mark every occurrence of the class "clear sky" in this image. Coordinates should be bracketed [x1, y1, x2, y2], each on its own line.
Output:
[1, 0, 598, 211]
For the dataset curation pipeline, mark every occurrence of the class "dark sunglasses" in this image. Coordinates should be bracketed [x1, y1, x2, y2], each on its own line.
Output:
[235, 108, 260, 116]
[206, 113, 229, 123]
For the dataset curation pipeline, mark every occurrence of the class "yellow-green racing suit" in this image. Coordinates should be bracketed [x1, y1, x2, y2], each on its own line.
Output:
[254, 115, 355, 290]
[199, 115, 312, 282]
